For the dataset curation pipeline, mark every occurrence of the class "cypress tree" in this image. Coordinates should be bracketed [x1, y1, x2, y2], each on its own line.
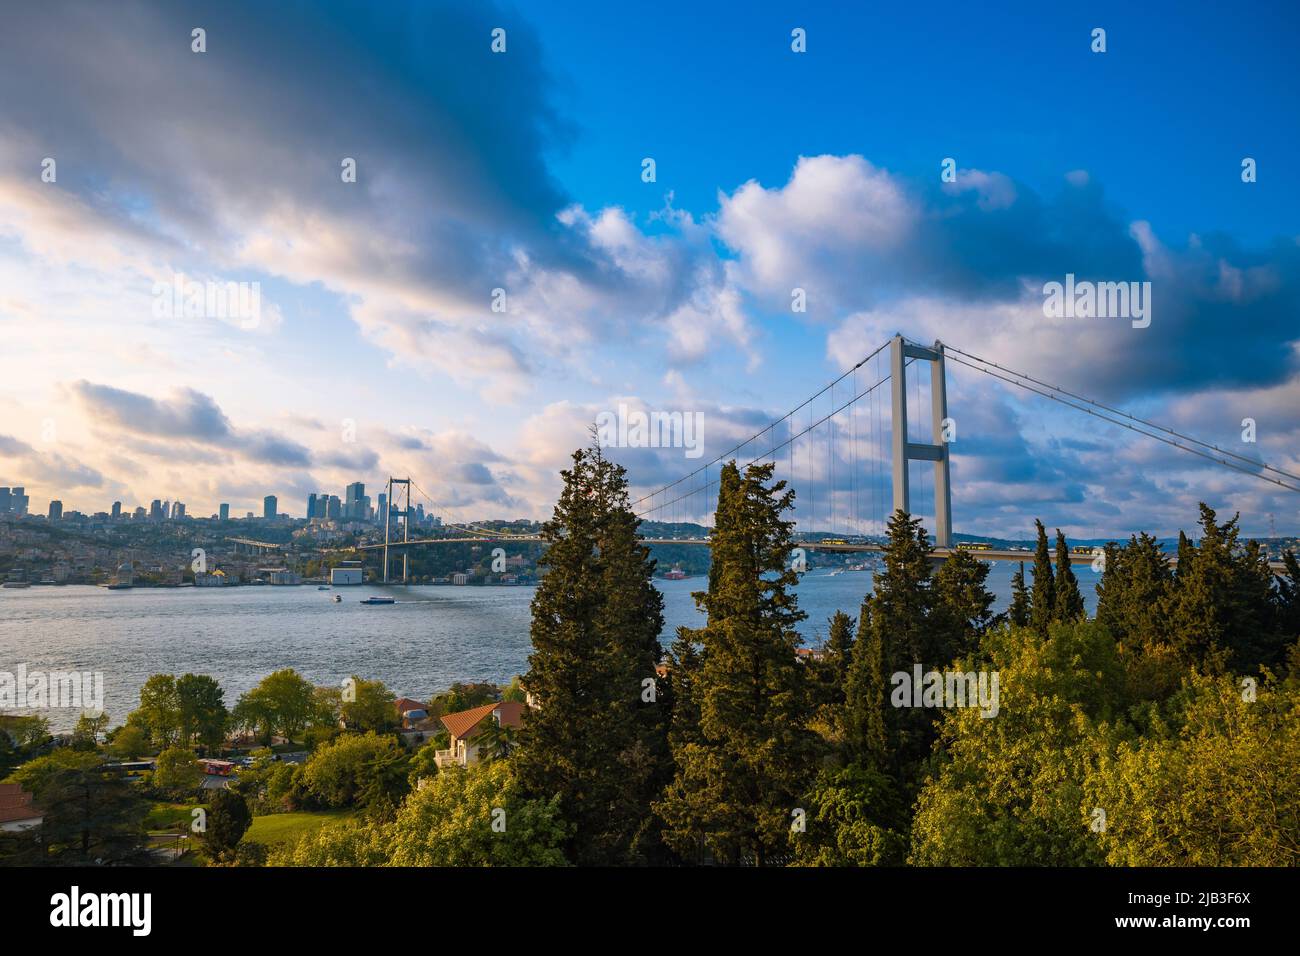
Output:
[657, 461, 816, 866]
[844, 510, 934, 775]
[931, 549, 998, 659]
[516, 443, 667, 864]
[822, 610, 856, 704]
[1053, 530, 1085, 622]
[1009, 562, 1031, 628]
[1029, 519, 1055, 637]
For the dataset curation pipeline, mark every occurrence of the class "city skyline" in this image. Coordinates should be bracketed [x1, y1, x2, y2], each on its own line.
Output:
[1, 1, 1298, 538]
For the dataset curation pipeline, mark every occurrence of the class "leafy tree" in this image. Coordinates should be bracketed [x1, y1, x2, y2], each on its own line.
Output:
[657, 461, 816, 866]
[1087, 674, 1300, 865]
[152, 746, 203, 797]
[1008, 562, 1031, 628]
[272, 761, 568, 867]
[909, 620, 1124, 866]
[1029, 519, 1055, 637]
[1053, 530, 1085, 622]
[133, 674, 181, 748]
[516, 442, 669, 865]
[70, 711, 110, 751]
[301, 731, 411, 816]
[473, 718, 517, 763]
[233, 669, 317, 744]
[106, 723, 148, 761]
[791, 764, 908, 866]
[203, 788, 253, 860]
[176, 674, 229, 750]
[341, 676, 397, 733]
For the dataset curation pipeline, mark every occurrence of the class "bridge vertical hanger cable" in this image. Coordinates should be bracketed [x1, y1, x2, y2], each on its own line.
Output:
[942, 351, 1300, 496]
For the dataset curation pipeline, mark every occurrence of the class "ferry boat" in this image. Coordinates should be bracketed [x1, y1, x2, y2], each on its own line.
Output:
[360, 596, 395, 605]
[317, 585, 331, 591]
[662, 566, 688, 580]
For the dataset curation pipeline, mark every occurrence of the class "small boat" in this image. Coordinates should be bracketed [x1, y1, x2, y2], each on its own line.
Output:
[360, 596, 395, 605]
[317, 585, 331, 591]
[332, 594, 342, 603]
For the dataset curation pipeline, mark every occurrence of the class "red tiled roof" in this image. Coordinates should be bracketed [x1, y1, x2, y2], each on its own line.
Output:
[439, 700, 527, 739]
[0, 783, 41, 824]
[440, 702, 497, 740]
[394, 697, 426, 714]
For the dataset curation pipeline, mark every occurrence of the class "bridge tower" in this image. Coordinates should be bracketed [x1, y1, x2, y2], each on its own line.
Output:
[890, 335, 953, 548]
[383, 478, 412, 584]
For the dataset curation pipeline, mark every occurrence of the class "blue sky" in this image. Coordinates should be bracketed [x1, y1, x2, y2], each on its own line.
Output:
[0, 0, 1297, 538]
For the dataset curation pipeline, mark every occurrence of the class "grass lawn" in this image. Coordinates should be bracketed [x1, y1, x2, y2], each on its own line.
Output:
[144, 801, 198, 831]
[244, 809, 353, 848]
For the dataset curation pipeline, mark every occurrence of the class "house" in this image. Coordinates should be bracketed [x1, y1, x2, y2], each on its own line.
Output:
[434, 700, 526, 769]
[0, 782, 43, 832]
[394, 697, 428, 725]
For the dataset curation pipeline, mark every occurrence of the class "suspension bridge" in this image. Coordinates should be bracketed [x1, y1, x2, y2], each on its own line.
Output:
[340, 334, 1298, 582]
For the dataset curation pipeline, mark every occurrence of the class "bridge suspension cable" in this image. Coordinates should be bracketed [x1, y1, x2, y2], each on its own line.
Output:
[634, 357, 908, 519]
[630, 339, 894, 511]
[941, 343, 1300, 495]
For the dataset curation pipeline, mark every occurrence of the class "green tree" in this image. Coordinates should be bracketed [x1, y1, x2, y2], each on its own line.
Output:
[1087, 674, 1300, 865]
[203, 788, 253, 860]
[791, 764, 908, 866]
[106, 723, 148, 761]
[341, 676, 397, 733]
[910, 620, 1124, 866]
[152, 746, 203, 797]
[133, 674, 181, 748]
[177, 674, 229, 750]
[6, 750, 148, 863]
[515, 443, 669, 865]
[70, 711, 110, 751]
[1029, 519, 1055, 637]
[931, 549, 998, 659]
[1008, 562, 1031, 628]
[843, 510, 936, 776]
[233, 669, 317, 744]
[1053, 530, 1085, 622]
[657, 461, 816, 866]
[301, 731, 411, 816]
[272, 761, 569, 867]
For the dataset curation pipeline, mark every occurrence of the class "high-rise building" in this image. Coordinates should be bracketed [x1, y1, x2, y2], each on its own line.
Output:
[0, 488, 11, 514]
[344, 482, 365, 520]
[48, 500, 63, 520]
[306, 493, 317, 521]
[326, 495, 341, 520]
[263, 495, 278, 519]
[377, 493, 387, 524]
[111, 501, 122, 519]
[9, 487, 28, 516]
[174, 502, 186, 519]
[219, 503, 230, 521]
[133, 506, 146, 520]
[149, 499, 164, 521]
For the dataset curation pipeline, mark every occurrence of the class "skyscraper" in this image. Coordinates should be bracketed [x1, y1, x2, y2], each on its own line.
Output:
[219, 503, 230, 521]
[326, 495, 341, 520]
[263, 495, 278, 519]
[306, 493, 317, 521]
[48, 500, 63, 520]
[150, 499, 164, 521]
[0, 488, 10, 514]
[345, 482, 365, 520]
[172, 501, 186, 519]
[11, 487, 28, 516]
[111, 501, 122, 519]
[377, 492, 387, 524]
